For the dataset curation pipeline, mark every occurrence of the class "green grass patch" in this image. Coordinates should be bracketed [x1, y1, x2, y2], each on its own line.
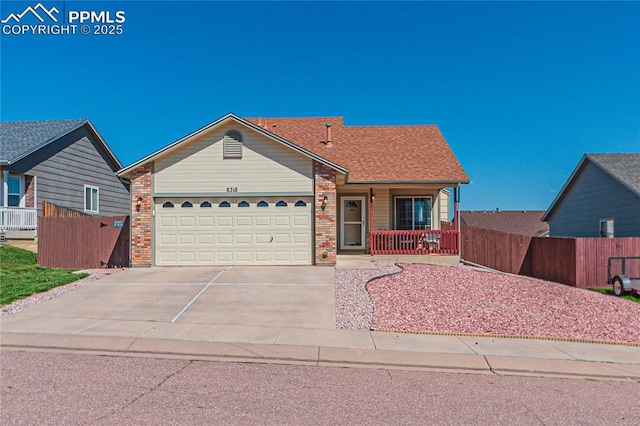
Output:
[0, 245, 88, 306]
[587, 287, 640, 303]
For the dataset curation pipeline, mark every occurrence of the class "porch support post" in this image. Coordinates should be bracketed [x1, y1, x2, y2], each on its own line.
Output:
[2, 170, 8, 207]
[454, 185, 461, 255]
[369, 188, 374, 255]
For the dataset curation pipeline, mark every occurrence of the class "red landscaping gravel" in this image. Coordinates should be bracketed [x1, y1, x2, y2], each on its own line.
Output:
[367, 264, 640, 343]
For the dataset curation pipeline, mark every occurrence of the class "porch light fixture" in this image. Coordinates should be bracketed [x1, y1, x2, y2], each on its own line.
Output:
[321, 196, 328, 211]
[370, 192, 376, 203]
[136, 197, 143, 211]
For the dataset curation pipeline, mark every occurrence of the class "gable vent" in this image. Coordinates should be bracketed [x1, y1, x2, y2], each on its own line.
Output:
[223, 130, 243, 159]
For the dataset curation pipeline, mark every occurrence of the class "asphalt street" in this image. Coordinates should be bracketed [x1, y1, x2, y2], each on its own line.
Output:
[2, 351, 638, 425]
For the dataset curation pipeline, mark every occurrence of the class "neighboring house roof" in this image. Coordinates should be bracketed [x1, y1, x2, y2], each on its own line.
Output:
[118, 113, 470, 184]
[542, 153, 640, 222]
[460, 210, 549, 237]
[0, 119, 122, 169]
[245, 116, 469, 183]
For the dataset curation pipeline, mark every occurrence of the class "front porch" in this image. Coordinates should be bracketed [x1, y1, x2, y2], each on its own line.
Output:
[335, 183, 461, 257]
[369, 228, 458, 255]
[0, 207, 37, 238]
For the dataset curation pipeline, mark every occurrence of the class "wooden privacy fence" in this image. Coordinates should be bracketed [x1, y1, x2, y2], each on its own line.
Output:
[42, 200, 88, 217]
[461, 224, 640, 288]
[38, 216, 129, 269]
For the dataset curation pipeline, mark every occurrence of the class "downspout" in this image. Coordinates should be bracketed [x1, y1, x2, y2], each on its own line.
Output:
[33, 176, 38, 238]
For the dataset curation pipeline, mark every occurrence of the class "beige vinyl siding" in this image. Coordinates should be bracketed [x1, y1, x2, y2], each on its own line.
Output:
[336, 184, 447, 231]
[154, 123, 313, 194]
[373, 188, 390, 230]
[438, 190, 450, 225]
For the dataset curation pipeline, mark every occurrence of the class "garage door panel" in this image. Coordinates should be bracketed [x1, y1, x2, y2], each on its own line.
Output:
[198, 234, 214, 244]
[274, 216, 290, 226]
[179, 217, 196, 227]
[160, 216, 177, 228]
[293, 216, 309, 226]
[293, 233, 309, 244]
[255, 233, 272, 244]
[273, 234, 290, 244]
[236, 251, 252, 262]
[198, 216, 214, 227]
[274, 251, 291, 261]
[255, 216, 271, 226]
[160, 252, 177, 263]
[236, 216, 252, 227]
[293, 251, 310, 262]
[217, 234, 233, 245]
[217, 216, 233, 227]
[160, 233, 177, 245]
[179, 252, 196, 263]
[255, 251, 271, 262]
[180, 234, 196, 245]
[236, 233, 252, 244]
[198, 252, 214, 262]
[156, 197, 312, 266]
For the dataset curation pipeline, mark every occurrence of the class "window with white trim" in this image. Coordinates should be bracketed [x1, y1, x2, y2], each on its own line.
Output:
[84, 185, 99, 214]
[223, 130, 243, 159]
[7, 176, 22, 207]
[599, 219, 614, 238]
[394, 197, 432, 230]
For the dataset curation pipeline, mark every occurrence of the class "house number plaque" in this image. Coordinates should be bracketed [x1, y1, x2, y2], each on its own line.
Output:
[226, 187, 238, 192]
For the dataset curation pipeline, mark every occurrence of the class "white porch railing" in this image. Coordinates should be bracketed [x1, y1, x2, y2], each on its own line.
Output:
[0, 207, 38, 230]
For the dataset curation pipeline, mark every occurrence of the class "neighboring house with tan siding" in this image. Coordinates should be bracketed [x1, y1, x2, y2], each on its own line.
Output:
[542, 153, 640, 237]
[118, 113, 469, 266]
[0, 119, 130, 239]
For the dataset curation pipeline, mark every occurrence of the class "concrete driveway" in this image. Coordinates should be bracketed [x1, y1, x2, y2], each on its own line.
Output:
[3, 266, 336, 330]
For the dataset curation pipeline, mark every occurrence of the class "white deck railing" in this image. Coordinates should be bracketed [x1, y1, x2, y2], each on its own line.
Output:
[0, 207, 38, 230]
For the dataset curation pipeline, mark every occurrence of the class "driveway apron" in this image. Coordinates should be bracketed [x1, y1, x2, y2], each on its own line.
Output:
[1, 266, 336, 336]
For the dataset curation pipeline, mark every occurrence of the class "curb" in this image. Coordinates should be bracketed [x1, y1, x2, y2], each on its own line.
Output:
[2, 333, 639, 382]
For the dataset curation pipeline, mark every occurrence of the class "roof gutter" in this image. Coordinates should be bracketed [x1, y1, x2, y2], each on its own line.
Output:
[346, 179, 470, 185]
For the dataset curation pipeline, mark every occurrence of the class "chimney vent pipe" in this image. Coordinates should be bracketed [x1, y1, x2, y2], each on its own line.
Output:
[326, 123, 332, 147]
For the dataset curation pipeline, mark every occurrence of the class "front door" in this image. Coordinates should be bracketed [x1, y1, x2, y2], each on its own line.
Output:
[340, 196, 366, 250]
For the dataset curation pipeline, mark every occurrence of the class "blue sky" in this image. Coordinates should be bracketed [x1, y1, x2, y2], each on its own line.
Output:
[1, 1, 638, 211]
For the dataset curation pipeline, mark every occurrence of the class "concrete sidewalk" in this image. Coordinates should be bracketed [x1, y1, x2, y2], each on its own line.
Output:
[1, 320, 638, 381]
[1, 265, 638, 380]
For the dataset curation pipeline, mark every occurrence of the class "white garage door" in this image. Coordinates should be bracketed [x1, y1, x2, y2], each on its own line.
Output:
[155, 197, 313, 266]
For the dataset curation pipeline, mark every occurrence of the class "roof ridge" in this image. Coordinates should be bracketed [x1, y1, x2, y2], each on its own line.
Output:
[1, 118, 87, 124]
[346, 124, 438, 128]
[245, 116, 343, 120]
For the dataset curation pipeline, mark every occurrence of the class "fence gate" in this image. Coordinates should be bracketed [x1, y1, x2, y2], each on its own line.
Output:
[38, 216, 130, 269]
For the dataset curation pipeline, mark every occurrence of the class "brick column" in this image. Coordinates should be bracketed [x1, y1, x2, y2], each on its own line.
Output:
[130, 163, 152, 266]
[314, 163, 337, 265]
[24, 176, 35, 208]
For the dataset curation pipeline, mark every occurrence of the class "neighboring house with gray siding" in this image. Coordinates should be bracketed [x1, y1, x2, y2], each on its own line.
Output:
[0, 119, 130, 238]
[542, 153, 640, 237]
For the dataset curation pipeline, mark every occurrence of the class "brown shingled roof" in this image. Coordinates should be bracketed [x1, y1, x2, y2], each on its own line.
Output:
[460, 211, 550, 237]
[246, 117, 469, 183]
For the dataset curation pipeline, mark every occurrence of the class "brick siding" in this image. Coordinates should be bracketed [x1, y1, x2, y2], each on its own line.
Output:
[24, 175, 35, 208]
[130, 163, 152, 266]
[314, 163, 337, 265]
